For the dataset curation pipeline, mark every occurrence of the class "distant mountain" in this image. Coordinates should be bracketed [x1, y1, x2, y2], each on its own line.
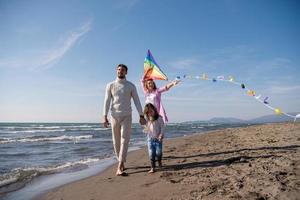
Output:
[182, 112, 299, 124]
[208, 117, 246, 124]
[206, 112, 299, 124]
[248, 112, 299, 123]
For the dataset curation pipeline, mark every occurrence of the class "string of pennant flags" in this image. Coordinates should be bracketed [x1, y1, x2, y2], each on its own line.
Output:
[174, 74, 300, 122]
[144, 49, 300, 122]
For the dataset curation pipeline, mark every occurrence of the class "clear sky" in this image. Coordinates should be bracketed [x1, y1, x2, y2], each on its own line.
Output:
[0, 0, 299, 123]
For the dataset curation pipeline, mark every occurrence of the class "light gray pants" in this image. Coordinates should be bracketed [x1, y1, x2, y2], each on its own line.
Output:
[111, 115, 132, 163]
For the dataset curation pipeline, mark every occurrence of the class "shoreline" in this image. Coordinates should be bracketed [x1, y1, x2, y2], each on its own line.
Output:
[30, 132, 209, 200]
[1, 158, 117, 200]
[1, 122, 249, 200]
[3, 144, 151, 200]
[37, 122, 300, 200]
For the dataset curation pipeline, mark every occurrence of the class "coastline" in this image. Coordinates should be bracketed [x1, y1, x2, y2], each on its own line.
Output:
[1, 158, 116, 200]
[36, 122, 300, 200]
[0, 122, 245, 200]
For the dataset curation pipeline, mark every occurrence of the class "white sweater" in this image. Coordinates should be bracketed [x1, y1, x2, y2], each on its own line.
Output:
[103, 78, 143, 117]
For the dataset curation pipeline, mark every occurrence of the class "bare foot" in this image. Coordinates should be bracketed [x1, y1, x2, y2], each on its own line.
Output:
[120, 165, 125, 171]
[148, 168, 155, 173]
[116, 169, 128, 176]
[118, 162, 125, 172]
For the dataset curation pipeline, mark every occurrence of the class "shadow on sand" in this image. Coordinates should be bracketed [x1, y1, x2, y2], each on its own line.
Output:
[164, 144, 300, 159]
[126, 145, 299, 175]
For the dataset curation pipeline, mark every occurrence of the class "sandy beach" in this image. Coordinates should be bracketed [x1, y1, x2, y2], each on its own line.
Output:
[38, 122, 300, 200]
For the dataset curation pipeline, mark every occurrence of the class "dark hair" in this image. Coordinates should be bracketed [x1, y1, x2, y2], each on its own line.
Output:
[144, 103, 159, 121]
[144, 79, 157, 90]
[117, 64, 128, 72]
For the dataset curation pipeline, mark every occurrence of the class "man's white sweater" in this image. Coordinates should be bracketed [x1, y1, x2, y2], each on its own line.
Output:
[103, 78, 143, 117]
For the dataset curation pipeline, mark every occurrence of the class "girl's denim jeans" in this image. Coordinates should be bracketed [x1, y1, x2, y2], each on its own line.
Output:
[147, 138, 163, 168]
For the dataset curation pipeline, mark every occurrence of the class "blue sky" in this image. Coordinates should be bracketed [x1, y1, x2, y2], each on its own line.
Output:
[0, 0, 299, 123]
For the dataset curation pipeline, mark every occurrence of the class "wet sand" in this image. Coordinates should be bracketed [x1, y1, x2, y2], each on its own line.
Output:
[38, 122, 300, 200]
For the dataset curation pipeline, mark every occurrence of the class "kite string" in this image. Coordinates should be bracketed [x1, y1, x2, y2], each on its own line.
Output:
[172, 74, 299, 121]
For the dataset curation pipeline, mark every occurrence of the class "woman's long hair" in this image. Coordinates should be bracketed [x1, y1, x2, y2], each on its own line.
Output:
[144, 103, 159, 121]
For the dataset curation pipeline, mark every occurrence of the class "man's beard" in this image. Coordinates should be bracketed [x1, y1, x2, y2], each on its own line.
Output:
[118, 74, 125, 79]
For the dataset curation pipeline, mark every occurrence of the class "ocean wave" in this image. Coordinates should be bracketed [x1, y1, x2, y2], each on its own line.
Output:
[206, 123, 219, 126]
[67, 127, 108, 131]
[0, 129, 67, 134]
[0, 125, 100, 130]
[36, 126, 61, 129]
[65, 125, 98, 128]
[0, 127, 107, 134]
[90, 137, 112, 142]
[90, 127, 109, 131]
[191, 126, 204, 129]
[0, 126, 61, 130]
[0, 135, 93, 144]
[0, 157, 102, 189]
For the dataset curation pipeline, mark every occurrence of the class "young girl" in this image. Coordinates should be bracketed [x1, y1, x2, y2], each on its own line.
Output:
[144, 103, 165, 173]
[141, 78, 179, 123]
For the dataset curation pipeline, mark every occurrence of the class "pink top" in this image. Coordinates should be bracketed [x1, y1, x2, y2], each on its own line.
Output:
[141, 80, 169, 123]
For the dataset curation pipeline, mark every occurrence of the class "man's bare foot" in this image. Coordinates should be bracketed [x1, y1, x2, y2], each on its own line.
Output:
[116, 170, 128, 176]
[148, 168, 155, 173]
[118, 162, 125, 172]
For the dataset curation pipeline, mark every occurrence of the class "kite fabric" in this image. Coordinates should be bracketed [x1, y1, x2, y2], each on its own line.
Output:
[144, 50, 168, 81]
[177, 74, 300, 122]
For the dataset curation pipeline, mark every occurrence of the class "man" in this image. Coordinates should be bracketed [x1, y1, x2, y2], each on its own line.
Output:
[103, 64, 146, 176]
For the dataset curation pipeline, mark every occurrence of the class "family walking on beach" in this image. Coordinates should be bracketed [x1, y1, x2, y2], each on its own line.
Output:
[103, 64, 179, 175]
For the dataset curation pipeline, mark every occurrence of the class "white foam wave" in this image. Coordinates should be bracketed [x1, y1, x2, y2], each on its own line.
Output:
[0, 135, 93, 144]
[38, 126, 61, 129]
[0, 157, 101, 188]
[1, 125, 100, 131]
[24, 157, 101, 172]
[0, 175, 18, 187]
[4, 129, 66, 134]
[191, 126, 204, 129]
[2, 126, 60, 130]
[92, 128, 110, 131]
[67, 125, 96, 128]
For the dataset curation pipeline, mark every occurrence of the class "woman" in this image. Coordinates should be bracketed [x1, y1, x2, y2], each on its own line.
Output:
[141, 77, 180, 123]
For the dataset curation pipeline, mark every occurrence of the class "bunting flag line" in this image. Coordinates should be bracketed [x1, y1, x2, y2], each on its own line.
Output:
[175, 74, 300, 122]
[143, 50, 168, 81]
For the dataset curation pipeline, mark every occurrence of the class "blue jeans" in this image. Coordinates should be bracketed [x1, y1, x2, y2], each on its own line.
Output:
[147, 138, 163, 168]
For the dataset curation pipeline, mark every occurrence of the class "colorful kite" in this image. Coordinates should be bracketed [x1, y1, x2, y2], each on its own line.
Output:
[143, 50, 168, 80]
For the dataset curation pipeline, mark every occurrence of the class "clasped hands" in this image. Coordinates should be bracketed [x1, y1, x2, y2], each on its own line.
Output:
[103, 115, 146, 128]
[139, 116, 146, 125]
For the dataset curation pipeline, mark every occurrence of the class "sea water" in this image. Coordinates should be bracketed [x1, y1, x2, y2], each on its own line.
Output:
[0, 122, 250, 199]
